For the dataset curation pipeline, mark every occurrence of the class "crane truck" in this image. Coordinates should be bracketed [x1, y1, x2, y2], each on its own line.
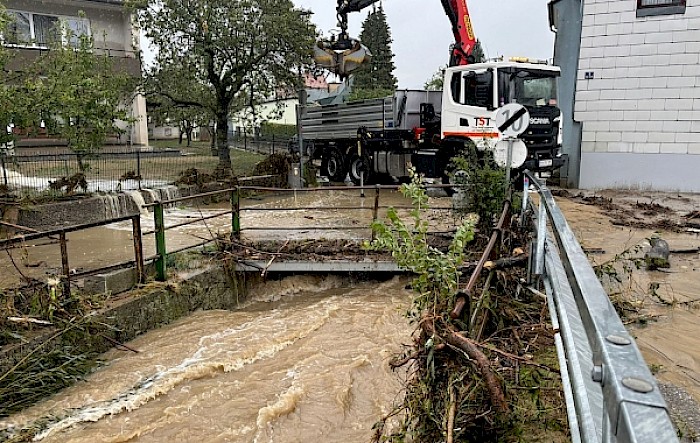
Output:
[305, 0, 565, 186]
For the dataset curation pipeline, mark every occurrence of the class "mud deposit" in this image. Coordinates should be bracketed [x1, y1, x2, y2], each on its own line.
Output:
[557, 189, 700, 439]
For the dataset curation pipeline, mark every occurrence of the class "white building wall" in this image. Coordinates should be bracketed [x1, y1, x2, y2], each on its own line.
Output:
[230, 99, 297, 129]
[575, 0, 700, 191]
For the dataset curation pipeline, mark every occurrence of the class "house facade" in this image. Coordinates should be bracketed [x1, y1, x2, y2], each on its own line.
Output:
[550, 0, 700, 191]
[4, 0, 148, 147]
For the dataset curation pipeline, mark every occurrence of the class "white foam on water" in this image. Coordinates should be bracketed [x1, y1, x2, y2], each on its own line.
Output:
[31, 298, 340, 441]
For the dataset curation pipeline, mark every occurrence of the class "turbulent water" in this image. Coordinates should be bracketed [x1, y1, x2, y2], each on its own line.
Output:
[2, 276, 414, 442]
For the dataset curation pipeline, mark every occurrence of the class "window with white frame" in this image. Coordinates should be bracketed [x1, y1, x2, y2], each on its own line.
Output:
[637, 0, 686, 16]
[4, 10, 90, 48]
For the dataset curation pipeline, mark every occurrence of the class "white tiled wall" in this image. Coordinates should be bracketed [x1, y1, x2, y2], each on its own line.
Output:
[575, 0, 700, 156]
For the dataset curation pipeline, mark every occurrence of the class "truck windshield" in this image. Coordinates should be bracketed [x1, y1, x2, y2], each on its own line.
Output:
[498, 68, 557, 106]
[510, 70, 558, 107]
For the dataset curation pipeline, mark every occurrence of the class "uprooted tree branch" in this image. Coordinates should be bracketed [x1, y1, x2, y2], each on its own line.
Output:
[365, 168, 567, 442]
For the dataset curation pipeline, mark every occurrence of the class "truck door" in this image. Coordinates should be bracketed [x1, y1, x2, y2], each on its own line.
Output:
[441, 68, 499, 150]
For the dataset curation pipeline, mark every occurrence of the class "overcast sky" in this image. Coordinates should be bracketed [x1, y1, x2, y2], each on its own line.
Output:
[294, 0, 555, 88]
[142, 0, 555, 89]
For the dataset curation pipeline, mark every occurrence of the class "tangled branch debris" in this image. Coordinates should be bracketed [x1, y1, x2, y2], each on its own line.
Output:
[366, 169, 567, 442]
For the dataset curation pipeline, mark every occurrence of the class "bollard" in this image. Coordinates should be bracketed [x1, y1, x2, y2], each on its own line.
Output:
[154, 202, 167, 281]
[231, 186, 241, 240]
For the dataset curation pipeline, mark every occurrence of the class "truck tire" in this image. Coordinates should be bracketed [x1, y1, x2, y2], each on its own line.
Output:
[321, 149, 346, 182]
[348, 154, 371, 185]
[440, 139, 478, 196]
[442, 168, 470, 196]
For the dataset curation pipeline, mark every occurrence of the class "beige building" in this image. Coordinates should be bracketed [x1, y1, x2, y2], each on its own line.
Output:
[4, 0, 148, 147]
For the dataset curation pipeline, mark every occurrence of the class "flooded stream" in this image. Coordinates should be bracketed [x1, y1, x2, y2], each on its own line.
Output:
[2, 276, 413, 442]
[4, 187, 700, 440]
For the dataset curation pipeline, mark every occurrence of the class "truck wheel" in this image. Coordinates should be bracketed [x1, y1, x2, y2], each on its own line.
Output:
[321, 149, 346, 182]
[442, 168, 470, 196]
[348, 154, 371, 185]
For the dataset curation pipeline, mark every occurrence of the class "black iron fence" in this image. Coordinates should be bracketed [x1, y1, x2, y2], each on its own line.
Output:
[229, 128, 294, 156]
[0, 150, 257, 198]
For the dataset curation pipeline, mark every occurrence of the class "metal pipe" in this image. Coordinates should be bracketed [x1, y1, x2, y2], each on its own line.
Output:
[0, 214, 136, 247]
[451, 200, 511, 319]
[142, 210, 233, 235]
[232, 186, 241, 240]
[241, 206, 374, 212]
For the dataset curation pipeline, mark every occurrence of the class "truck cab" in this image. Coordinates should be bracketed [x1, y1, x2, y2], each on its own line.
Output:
[441, 60, 565, 173]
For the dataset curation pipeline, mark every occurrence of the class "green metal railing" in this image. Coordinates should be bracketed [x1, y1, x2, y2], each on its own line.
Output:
[144, 183, 457, 281]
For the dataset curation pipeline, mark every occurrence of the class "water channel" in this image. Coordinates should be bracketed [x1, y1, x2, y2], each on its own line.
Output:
[0, 189, 455, 288]
[2, 276, 413, 442]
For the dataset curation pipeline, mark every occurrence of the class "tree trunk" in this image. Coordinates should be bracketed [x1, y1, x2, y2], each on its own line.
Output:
[216, 112, 231, 177]
[185, 124, 193, 147]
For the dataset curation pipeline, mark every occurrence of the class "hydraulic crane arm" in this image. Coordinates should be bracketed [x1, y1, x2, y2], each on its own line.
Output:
[440, 0, 477, 66]
[337, 0, 379, 14]
[316, 0, 477, 77]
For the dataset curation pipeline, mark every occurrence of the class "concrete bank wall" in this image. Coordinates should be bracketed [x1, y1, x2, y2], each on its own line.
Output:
[0, 265, 260, 375]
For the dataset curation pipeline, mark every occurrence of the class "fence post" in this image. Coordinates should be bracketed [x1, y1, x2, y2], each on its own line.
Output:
[272, 134, 275, 155]
[137, 150, 142, 190]
[243, 130, 247, 151]
[372, 185, 380, 240]
[0, 153, 7, 188]
[231, 186, 241, 240]
[59, 231, 71, 297]
[132, 215, 145, 283]
[154, 202, 167, 281]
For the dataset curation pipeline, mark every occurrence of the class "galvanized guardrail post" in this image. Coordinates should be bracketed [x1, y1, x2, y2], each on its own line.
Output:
[371, 185, 380, 240]
[154, 201, 167, 281]
[231, 186, 241, 240]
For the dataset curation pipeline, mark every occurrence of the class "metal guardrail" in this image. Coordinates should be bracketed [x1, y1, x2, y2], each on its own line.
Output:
[524, 171, 678, 443]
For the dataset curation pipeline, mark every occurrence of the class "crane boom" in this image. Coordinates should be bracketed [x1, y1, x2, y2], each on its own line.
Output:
[317, 0, 477, 76]
[440, 0, 477, 66]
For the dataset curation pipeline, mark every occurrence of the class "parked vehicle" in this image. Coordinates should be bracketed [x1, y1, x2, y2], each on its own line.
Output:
[307, 0, 565, 185]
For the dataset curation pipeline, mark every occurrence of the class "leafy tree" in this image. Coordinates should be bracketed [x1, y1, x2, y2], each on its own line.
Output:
[0, 6, 32, 152]
[148, 93, 210, 147]
[424, 64, 447, 91]
[472, 39, 485, 63]
[25, 32, 136, 171]
[353, 5, 397, 93]
[131, 0, 316, 176]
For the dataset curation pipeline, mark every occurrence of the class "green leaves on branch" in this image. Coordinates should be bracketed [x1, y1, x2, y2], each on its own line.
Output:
[365, 168, 476, 316]
[0, 20, 135, 161]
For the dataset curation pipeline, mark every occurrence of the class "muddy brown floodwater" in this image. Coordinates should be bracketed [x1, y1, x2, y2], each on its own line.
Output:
[557, 191, 700, 408]
[1, 276, 413, 442]
[4, 187, 700, 441]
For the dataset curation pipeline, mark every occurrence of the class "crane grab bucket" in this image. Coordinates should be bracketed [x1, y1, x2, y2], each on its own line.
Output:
[313, 39, 372, 78]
